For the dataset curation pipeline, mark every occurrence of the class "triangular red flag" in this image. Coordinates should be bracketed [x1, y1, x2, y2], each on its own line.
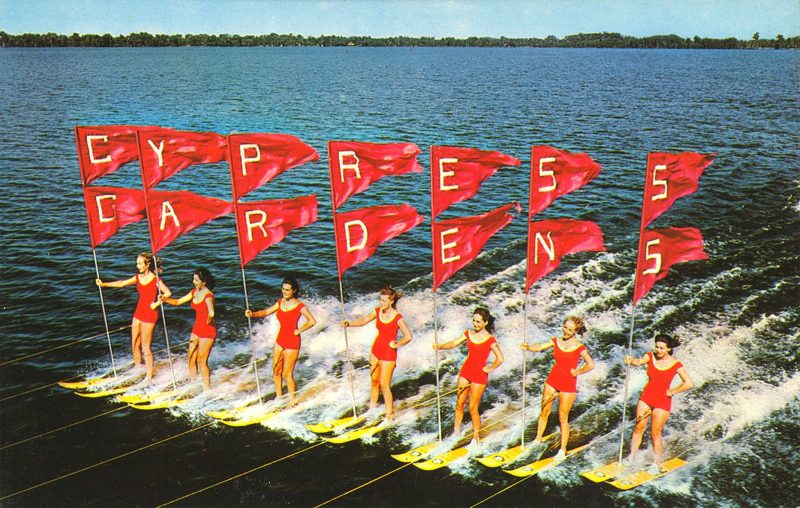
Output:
[75, 125, 156, 186]
[526, 219, 606, 292]
[137, 128, 228, 189]
[633, 227, 708, 305]
[145, 189, 233, 253]
[641, 152, 714, 228]
[83, 186, 146, 248]
[529, 146, 601, 217]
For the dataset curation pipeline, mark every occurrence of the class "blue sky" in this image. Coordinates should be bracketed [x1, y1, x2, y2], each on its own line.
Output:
[2, 0, 798, 39]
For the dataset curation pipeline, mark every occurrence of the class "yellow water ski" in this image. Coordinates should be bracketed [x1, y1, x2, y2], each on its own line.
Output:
[581, 460, 627, 482]
[476, 444, 527, 468]
[324, 421, 389, 444]
[219, 409, 280, 427]
[608, 457, 687, 490]
[413, 446, 470, 471]
[129, 396, 193, 410]
[118, 389, 179, 404]
[305, 415, 365, 434]
[75, 385, 134, 398]
[207, 397, 264, 419]
[504, 444, 589, 477]
[59, 377, 110, 390]
[391, 441, 440, 463]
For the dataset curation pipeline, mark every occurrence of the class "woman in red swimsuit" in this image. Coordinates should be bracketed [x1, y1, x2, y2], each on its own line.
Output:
[162, 268, 216, 390]
[246, 277, 316, 405]
[624, 333, 693, 474]
[433, 307, 504, 446]
[521, 316, 595, 461]
[96, 252, 171, 383]
[341, 287, 413, 420]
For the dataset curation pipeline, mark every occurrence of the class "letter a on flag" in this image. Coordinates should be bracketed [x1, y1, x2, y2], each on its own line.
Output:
[137, 128, 228, 189]
[529, 146, 601, 217]
[334, 203, 424, 276]
[432, 202, 520, 291]
[145, 190, 233, 253]
[75, 125, 156, 186]
[235, 195, 319, 267]
[228, 133, 319, 199]
[525, 219, 606, 292]
[328, 141, 422, 209]
[430, 145, 520, 218]
[83, 186, 146, 248]
[633, 227, 708, 305]
[640, 152, 715, 229]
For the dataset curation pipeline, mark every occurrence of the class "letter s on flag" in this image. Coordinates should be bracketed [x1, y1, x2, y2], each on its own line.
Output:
[640, 152, 715, 228]
[633, 227, 708, 305]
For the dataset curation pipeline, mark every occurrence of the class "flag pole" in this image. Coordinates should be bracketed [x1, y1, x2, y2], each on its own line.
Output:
[91, 248, 118, 378]
[135, 131, 178, 391]
[241, 268, 264, 404]
[618, 153, 650, 464]
[327, 142, 358, 420]
[521, 291, 528, 449]
[432, 287, 443, 442]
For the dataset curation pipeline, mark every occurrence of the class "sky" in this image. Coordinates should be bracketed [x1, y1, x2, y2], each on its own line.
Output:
[1, 0, 798, 39]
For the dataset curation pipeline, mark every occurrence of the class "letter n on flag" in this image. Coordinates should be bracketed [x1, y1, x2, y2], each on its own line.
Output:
[137, 128, 228, 189]
[145, 190, 233, 253]
[235, 195, 319, 267]
[633, 227, 708, 305]
[430, 145, 520, 218]
[328, 141, 422, 209]
[228, 133, 319, 199]
[334, 203, 424, 276]
[640, 152, 715, 228]
[526, 219, 606, 292]
[83, 186, 146, 248]
[432, 202, 520, 291]
[529, 146, 601, 217]
[75, 125, 156, 186]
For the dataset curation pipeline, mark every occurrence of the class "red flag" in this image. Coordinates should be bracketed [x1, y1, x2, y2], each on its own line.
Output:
[83, 186, 146, 248]
[633, 227, 708, 305]
[328, 141, 422, 209]
[75, 125, 156, 186]
[525, 219, 606, 292]
[430, 145, 520, 218]
[235, 195, 319, 267]
[432, 203, 519, 291]
[334, 203, 424, 276]
[138, 128, 228, 189]
[641, 152, 715, 228]
[145, 190, 233, 253]
[228, 133, 319, 199]
[529, 146, 601, 217]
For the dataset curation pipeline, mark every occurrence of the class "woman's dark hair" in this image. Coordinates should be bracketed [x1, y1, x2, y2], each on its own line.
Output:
[565, 316, 587, 335]
[282, 277, 300, 297]
[473, 307, 496, 334]
[194, 267, 216, 290]
[654, 333, 681, 352]
[379, 287, 403, 308]
[138, 252, 162, 274]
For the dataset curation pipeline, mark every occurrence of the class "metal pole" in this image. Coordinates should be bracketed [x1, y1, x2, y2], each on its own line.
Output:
[153, 256, 178, 391]
[91, 249, 117, 377]
[617, 303, 636, 463]
[241, 268, 263, 403]
[338, 280, 358, 419]
[521, 292, 528, 448]
[433, 289, 443, 442]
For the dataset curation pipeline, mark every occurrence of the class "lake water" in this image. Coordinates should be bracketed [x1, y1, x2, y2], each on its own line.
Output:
[0, 46, 798, 507]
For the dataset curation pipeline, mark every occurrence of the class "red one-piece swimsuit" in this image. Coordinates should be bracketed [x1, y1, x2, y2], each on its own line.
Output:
[275, 299, 305, 350]
[133, 274, 159, 324]
[545, 337, 586, 393]
[190, 289, 216, 340]
[458, 331, 497, 385]
[640, 352, 683, 412]
[371, 307, 403, 362]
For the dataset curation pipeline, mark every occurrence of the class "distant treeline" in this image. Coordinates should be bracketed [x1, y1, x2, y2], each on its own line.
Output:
[1, 30, 798, 49]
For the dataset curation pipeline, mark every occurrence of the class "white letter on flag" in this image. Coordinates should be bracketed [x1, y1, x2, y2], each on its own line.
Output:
[147, 139, 166, 167]
[651, 164, 668, 201]
[642, 239, 662, 275]
[95, 194, 116, 223]
[344, 220, 367, 252]
[87, 135, 112, 164]
[533, 231, 555, 263]
[245, 210, 268, 241]
[538, 157, 557, 192]
[440, 228, 461, 264]
[439, 158, 459, 191]
[339, 151, 361, 182]
[239, 144, 261, 176]
[159, 201, 180, 230]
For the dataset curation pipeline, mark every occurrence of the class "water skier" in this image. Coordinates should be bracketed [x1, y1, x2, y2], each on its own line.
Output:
[520, 316, 595, 461]
[161, 268, 216, 390]
[624, 333, 693, 475]
[96, 252, 171, 383]
[433, 307, 504, 447]
[246, 277, 316, 405]
[341, 287, 413, 421]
